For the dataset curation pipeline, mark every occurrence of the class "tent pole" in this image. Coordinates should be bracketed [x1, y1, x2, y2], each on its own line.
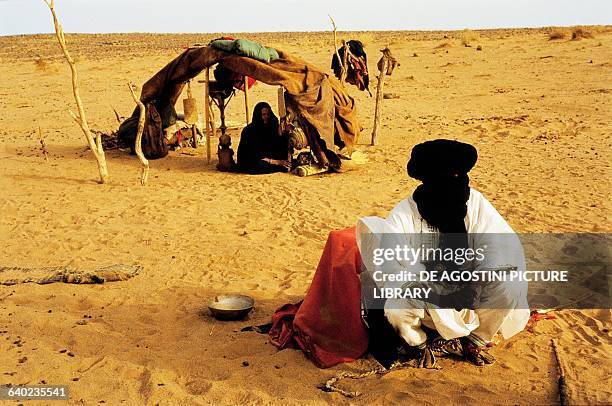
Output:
[244, 76, 250, 124]
[209, 97, 217, 158]
[277, 87, 286, 119]
[204, 67, 211, 164]
[371, 55, 388, 146]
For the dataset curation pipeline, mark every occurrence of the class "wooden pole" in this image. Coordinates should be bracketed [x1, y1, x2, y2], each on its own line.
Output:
[244, 76, 250, 124]
[209, 97, 217, 156]
[371, 56, 388, 146]
[277, 87, 286, 119]
[204, 67, 211, 164]
[340, 41, 349, 84]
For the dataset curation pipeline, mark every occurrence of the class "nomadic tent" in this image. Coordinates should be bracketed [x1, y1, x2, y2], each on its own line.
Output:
[126, 44, 361, 170]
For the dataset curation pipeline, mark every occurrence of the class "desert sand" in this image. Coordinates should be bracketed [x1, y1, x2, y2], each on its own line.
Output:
[0, 27, 611, 404]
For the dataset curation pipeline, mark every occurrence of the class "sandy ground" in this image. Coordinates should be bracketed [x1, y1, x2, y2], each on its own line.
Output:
[0, 28, 611, 404]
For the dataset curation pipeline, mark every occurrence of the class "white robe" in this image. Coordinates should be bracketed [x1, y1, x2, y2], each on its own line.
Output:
[356, 188, 530, 346]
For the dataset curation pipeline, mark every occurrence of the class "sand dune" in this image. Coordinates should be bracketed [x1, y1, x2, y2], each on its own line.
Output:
[0, 28, 611, 404]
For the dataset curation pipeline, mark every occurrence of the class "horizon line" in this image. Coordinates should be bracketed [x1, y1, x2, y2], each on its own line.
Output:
[2, 23, 610, 38]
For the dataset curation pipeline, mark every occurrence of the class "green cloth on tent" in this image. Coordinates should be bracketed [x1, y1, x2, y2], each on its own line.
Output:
[210, 38, 279, 64]
[210, 39, 235, 53]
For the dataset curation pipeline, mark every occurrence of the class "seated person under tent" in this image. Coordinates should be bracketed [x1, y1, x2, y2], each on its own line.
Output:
[237, 102, 291, 174]
[268, 139, 529, 369]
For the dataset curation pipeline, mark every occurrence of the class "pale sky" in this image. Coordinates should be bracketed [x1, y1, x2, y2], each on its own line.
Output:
[0, 0, 610, 36]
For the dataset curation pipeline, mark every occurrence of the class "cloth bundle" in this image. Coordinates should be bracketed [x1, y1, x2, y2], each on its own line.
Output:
[331, 40, 370, 94]
[210, 38, 280, 64]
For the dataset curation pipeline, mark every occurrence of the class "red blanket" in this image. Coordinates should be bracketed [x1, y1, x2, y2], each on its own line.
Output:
[269, 227, 369, 368]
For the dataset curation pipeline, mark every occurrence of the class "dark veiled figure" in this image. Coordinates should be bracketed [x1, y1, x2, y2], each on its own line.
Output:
[237, 102, 290, 174]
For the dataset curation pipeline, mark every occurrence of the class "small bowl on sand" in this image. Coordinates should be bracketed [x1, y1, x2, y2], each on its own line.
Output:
[208, 294, 255, 321]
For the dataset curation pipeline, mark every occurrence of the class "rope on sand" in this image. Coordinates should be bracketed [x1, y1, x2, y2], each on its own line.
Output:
[0, 264, 141, 285]
[318, 360, 417, 398]
[551, 339, 569, 406]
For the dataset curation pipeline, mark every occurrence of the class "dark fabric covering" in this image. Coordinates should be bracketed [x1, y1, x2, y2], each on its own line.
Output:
[135, 45, 360, 168]
[408, 139, 477, 247]
[364, 308, 404, 369]
[117, 102, 169, 160]
[269, 227, 368, 368]
[237, 102, 289, 174]
[213, 63, 256, 91]
[331, 40, 370, 93]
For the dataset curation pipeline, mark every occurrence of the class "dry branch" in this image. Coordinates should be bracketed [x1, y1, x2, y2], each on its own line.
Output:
[43, 0, 109, 183]
[329, 15, 347, 85]
[128, 83, 149, 186]
[38, 127, 49, 162]
[111, 106, 122, 123]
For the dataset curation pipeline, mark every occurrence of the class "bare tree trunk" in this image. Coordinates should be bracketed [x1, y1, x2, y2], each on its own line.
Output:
[128, 83, 149, 186]
[43, 0, 109, 184]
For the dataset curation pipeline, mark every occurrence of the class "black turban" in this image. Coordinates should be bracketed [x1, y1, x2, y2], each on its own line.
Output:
[408, 139, 478, 254]
[407, 139, 477, 182]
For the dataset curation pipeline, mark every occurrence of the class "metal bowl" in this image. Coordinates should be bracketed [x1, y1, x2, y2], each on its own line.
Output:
[208, 294, 254, 321]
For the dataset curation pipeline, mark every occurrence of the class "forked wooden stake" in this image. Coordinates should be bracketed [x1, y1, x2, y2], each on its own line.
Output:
[340, 40, 349, 84]
[127, 83, 149, 186]
[371, 54, 388, 146]
[43, 0, 109, 183]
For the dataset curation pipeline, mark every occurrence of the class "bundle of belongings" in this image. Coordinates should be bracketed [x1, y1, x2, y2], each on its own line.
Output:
[331, 40, 371, 96]
[210, 38, 280, 64]
[117, 39, 360, 169]
[211, 37, 263, 91]
[269, 140, 530, 369]
[116, 98, 203, 158]
[116, 98, 175, 159]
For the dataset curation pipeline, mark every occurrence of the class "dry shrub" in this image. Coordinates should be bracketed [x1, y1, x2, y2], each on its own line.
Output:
[571, 27, 594, 40]
[548, 29, 567, 40]
[34, 55, 48, 71]
[460, 29, 479, 47]
[435, 42, 451, 49]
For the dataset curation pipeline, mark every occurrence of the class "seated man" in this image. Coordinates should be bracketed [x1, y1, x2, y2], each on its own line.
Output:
[357, 139, 529, 366]
[237, 102, 291, 174]
[269, 139, 529, 369]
